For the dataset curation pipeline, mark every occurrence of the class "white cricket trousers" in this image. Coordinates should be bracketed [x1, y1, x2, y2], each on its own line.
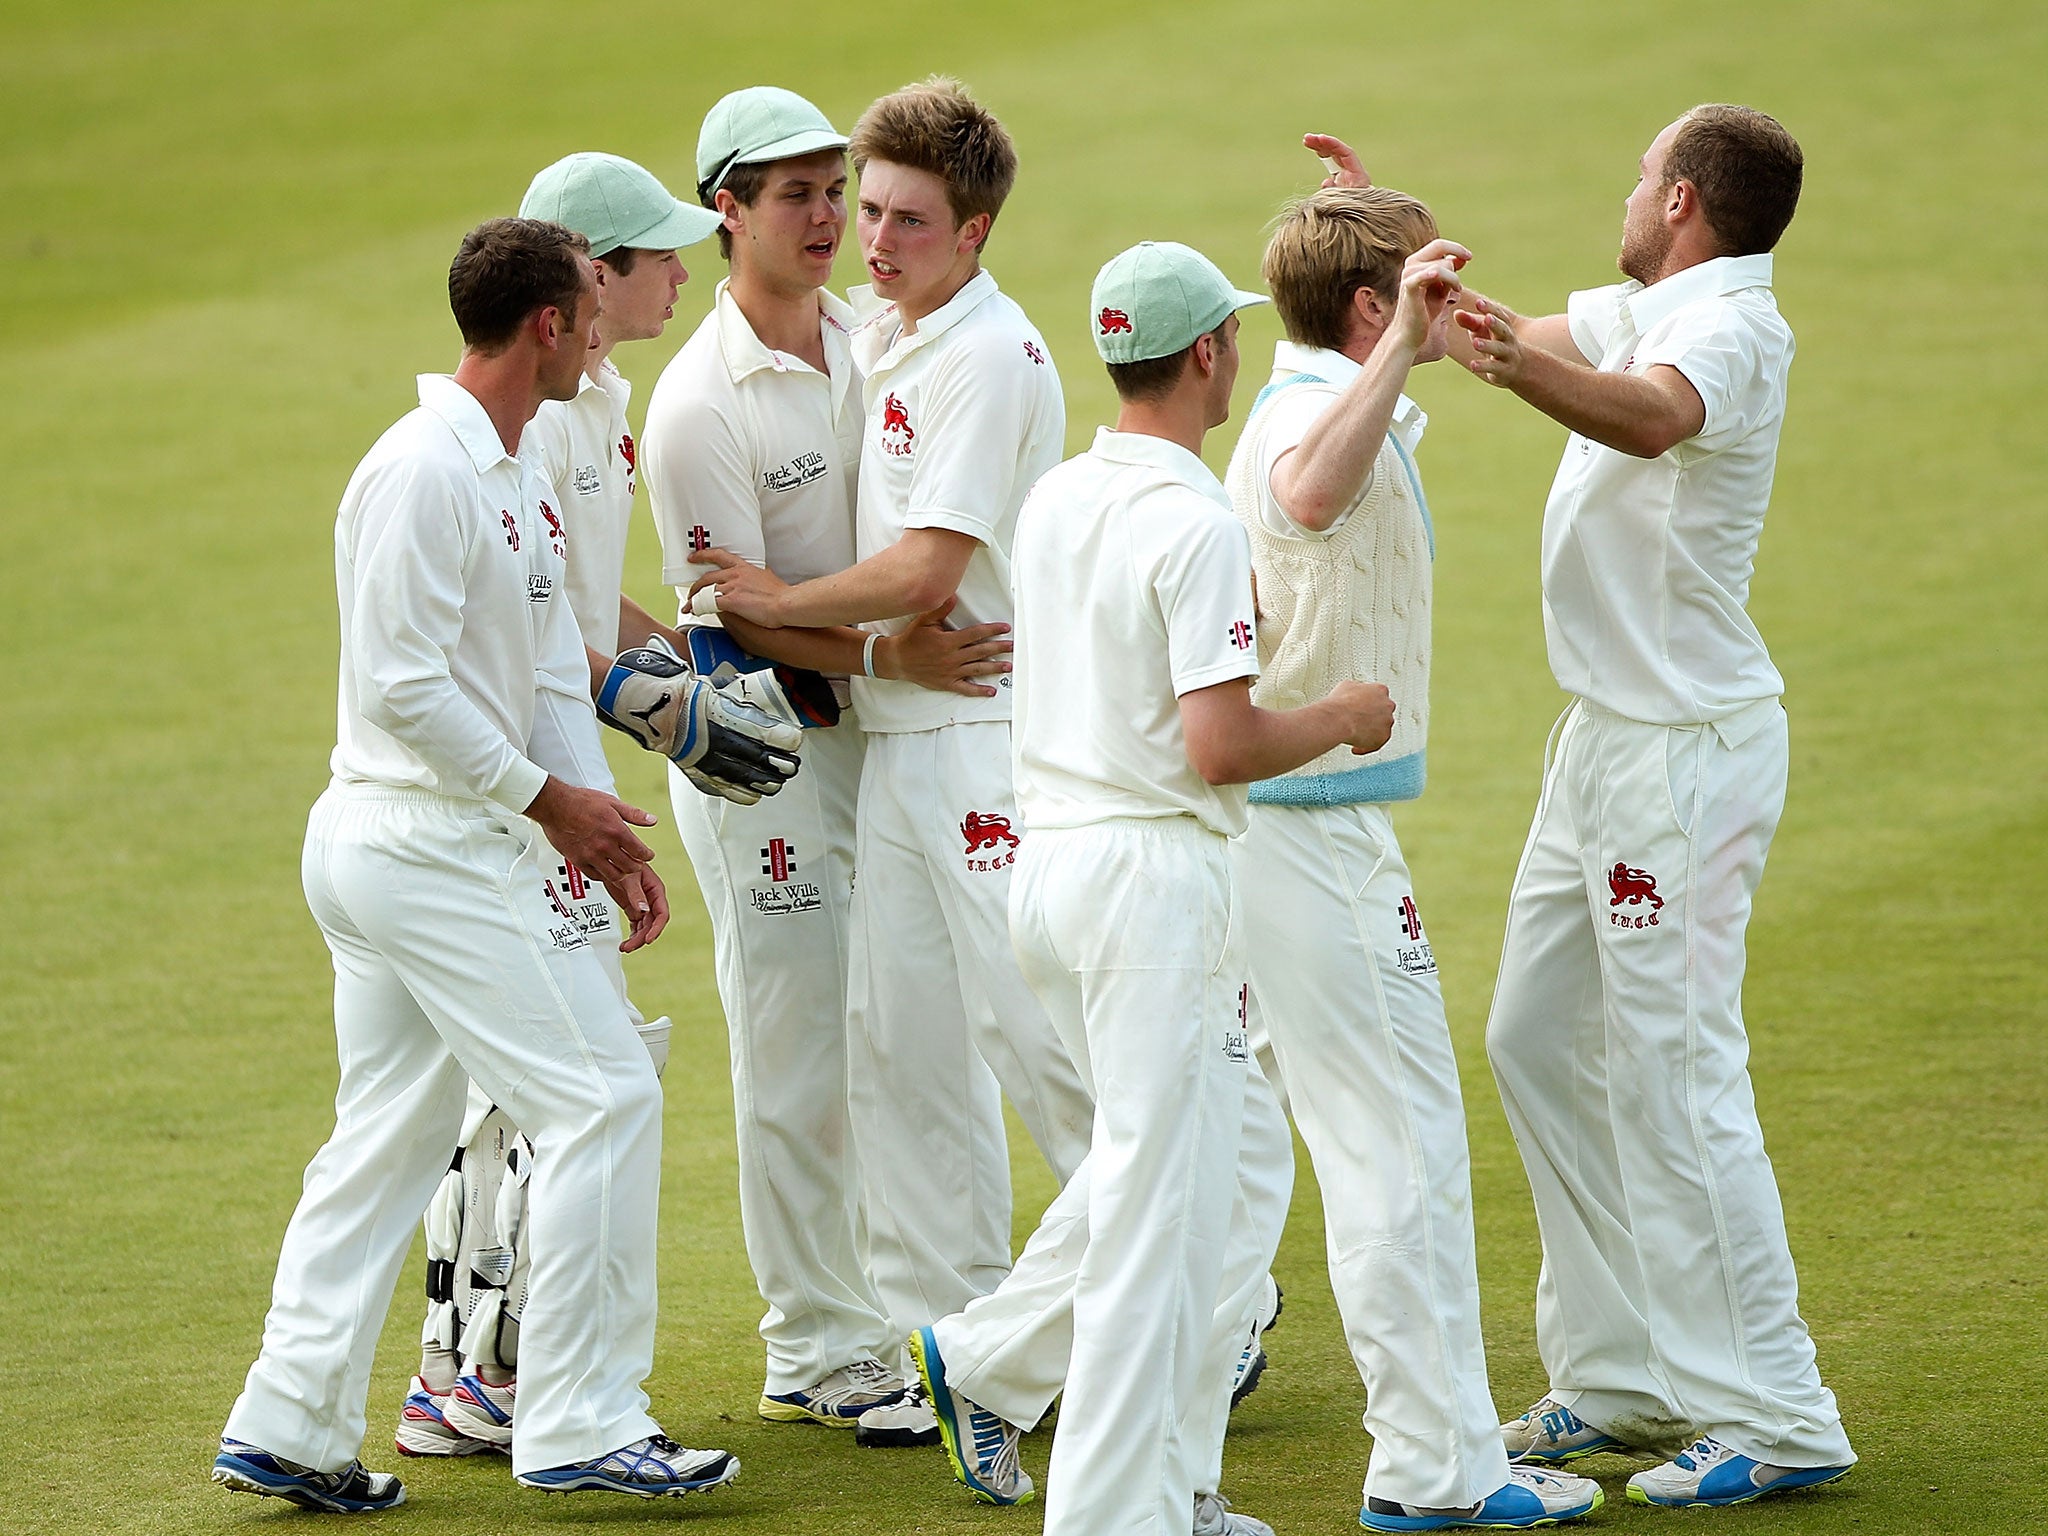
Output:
[1486, 700, 1853, 1467]
[226, 784, 663, 1476]
[1236, 799, 1512, 1509]
[1003, 819, 1266, 1536]
[668, 718, 898, 1392]
[845, 722, 1094, 1333]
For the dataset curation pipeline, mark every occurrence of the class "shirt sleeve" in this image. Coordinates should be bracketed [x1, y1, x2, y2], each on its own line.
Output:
[1634, 298, 1771, 453]
[901, 331, 1043, 545]
[1252, 385, 1351, 541]
[1566, 283, 1631, 365]
[644, 389, 767, 589]
[1154, 505, 1261, 697]
[527, 593, 618, 795]
[346, 457, 548, 814]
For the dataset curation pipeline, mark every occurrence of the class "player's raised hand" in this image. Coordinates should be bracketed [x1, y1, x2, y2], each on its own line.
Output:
[885, 597, 1013, 698]
[525, 776, 658, 885]
[1392, 239, 1471, 351]
[1456, 295, 1530, 387]
[607, 865, 670, 952]
[1326, 680, 1397, 756]
[687, 546, 792, 627]
[1303, 133, 1372, 189]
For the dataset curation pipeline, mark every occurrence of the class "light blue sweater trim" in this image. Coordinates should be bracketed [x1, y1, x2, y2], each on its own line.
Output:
[1250, 749, 1425, 806]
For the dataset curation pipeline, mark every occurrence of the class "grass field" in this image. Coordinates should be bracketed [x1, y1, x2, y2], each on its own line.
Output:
[3, 2, 2044, 1532]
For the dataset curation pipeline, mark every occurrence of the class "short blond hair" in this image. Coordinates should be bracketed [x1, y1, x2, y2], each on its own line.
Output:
[1262, 187, 1437, 352]
[850, 77, 1017, 245]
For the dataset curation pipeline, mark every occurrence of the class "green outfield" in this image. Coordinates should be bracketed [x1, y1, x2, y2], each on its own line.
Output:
[2, 1, 2042, 1531]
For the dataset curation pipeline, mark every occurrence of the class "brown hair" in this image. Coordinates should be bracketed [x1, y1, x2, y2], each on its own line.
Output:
[593, 245, 641, 276]
[1261, 187, 1437, 352]
[849, 76, 1017, 247]
[448, 218, 590, 352]
[702, 160, 772, 261]
[1105, 325, 1227, 403]
[1665, 104, 1803, 256]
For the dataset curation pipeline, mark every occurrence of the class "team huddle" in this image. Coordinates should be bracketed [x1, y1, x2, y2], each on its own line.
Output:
[210, 77, 1853, 1535]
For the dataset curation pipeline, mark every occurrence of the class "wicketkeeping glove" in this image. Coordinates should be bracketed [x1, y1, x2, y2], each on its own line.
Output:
[597, 636, 804, 804]
[678, 623, 842, 729]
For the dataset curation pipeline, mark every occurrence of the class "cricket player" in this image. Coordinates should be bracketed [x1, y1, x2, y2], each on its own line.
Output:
[1220, 160, 1603, 1530]
[907, 240, 1390, 1536]
[213, 218, 765, 1510]
[639, 85, 1008, 1442]
[689, 77, 1093, 1339]
[391, 149, 724, 1460]
[1457, 106, 1857, 1506]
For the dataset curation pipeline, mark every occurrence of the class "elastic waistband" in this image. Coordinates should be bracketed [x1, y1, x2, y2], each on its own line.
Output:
[1572, 695, 1781, 748]
[1026, 814, 1225, 846]
[320, 780, 507, 818]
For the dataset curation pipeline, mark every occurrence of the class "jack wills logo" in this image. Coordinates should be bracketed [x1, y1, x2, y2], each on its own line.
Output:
[762, 452, 829, 493]
[880, 393, 915, 457]
[1394, 894, 1436, 975]
[751, 837, 822, 915]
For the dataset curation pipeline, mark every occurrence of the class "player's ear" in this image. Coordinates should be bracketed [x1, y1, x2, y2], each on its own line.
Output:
[1192, 331, 1218, 378]
[715, 188, 745, 236]
[958, 211, 992, 255]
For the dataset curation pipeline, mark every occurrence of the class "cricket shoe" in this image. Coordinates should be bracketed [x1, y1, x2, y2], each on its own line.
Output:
[1196, 1490, 1276, 1536]
[1626, 1436, 1852, 1508]
[1360, 1467, 1602, 1530]
[442, 1372, 515, 1447]
[760, 1358, 910, 1426]
[910, 1325, 1034, 1505]
[516, 1434, 740, 1497]
[857, 1376, 943, 1448]
[394, 1374, 498, 1457]
[1229, 1274, 1284, 1411]
[1502, 1398, 1625, 1465]
[212, 1438, 406, 1513]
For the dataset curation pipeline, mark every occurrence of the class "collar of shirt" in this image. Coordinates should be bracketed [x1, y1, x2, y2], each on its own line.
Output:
[1625, 252, 1775, 335]
[576, 357, 631, 410]
[713, 278, 857, 384]
[1088, 426, 1231, 510]
[418, 374, 516, 473]
[1268, 340, 1426, 443]
[848, 267, 999, 374]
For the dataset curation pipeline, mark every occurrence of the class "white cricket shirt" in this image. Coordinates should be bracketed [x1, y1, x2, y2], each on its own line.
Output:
[524, 361, 635, 653]
[1542, 253, 1793, 726]
[1244, 340, 1427, 541]
[642, 281, 862, 608]
[1012, 428, 1260, 838]
[846, 269, 1065, 733]
[329, 375, 602, 815]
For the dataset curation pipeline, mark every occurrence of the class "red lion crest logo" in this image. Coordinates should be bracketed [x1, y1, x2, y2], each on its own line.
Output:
[1097, 307, 1133, 335]
[882, 394, 913, 436]
[618, 432, 636, 472]
[961, 811, 1020, 854]
[1607, 863, 1664, 910]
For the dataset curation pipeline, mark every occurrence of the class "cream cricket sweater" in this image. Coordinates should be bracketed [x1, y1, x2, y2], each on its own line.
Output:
[1223, 374, 1433, 804]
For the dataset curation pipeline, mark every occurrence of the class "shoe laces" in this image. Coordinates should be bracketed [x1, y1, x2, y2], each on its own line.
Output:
[846, 1359, 899, 1390]
[1676, 1436, 1734, 1471]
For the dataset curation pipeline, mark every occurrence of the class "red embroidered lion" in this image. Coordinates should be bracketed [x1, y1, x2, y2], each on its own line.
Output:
[882, 393, 914, 442]
[1607, 863, 1664, 910]
[961, 812, 1020, 853]
[1097, 307, 1133, 334]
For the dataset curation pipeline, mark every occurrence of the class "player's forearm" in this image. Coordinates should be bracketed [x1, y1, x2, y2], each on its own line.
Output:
[767, 535, 967, 628]
[616, 594, 678, 654]
[715, 612, 865, 676]
[1185, 695, 1352, 786]
[1503, 345, 1691, 458]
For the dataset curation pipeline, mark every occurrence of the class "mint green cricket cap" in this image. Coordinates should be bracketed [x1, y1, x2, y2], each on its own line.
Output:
[696, 86, 848, 200]
[519, 152, 722, 254]
[1090, 241, 1269, 364]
